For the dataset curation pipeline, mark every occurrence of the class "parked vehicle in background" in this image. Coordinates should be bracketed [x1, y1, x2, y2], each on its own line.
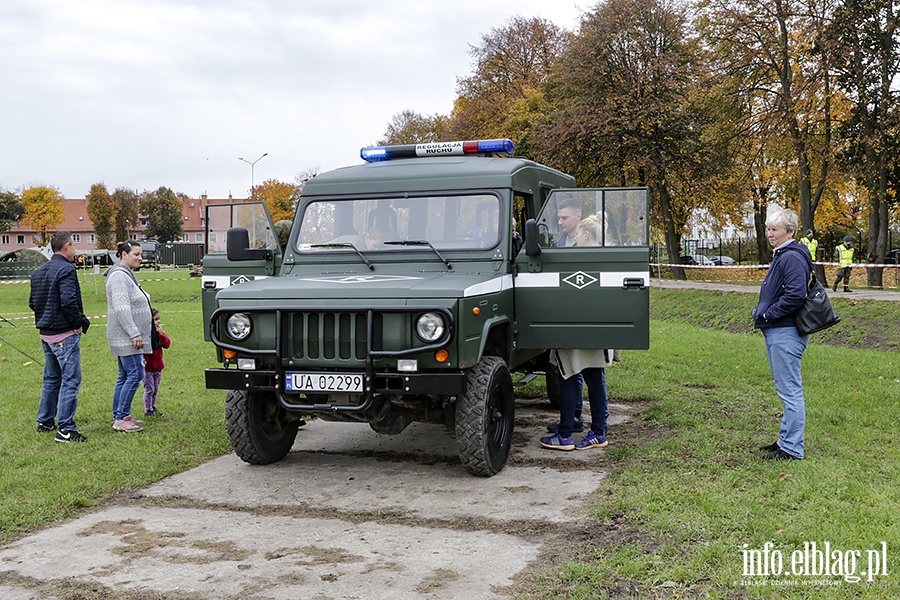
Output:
[679, 254, 715, 266]
[140, 240, 160, 270]
[707, 255, 736, 266]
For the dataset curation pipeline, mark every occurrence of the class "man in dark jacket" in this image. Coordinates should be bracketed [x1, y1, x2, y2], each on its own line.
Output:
[29, 231, 91, 442]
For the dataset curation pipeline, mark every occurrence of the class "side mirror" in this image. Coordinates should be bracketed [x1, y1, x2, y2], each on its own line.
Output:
[226, 227, 273, 261]
[524, 219, 542, 257]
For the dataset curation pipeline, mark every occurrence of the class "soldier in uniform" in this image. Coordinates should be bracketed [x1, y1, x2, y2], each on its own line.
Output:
[799, 229, 818, 261]
[832, 235, 854, 293]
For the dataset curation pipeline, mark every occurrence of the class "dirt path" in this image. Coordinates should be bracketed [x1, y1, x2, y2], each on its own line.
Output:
[0, 399, 643, 599]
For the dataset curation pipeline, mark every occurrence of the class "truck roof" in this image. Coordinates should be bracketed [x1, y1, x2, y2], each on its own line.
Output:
[302, 155, 575, 197]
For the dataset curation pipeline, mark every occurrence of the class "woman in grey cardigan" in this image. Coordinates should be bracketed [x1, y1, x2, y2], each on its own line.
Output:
[105, 241, 152, 432]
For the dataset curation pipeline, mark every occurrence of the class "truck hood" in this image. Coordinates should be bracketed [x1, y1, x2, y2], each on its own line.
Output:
[212, 271, 511, 302]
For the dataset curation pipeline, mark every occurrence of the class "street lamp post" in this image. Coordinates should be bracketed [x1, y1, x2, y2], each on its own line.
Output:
[238, 153, 268, 200]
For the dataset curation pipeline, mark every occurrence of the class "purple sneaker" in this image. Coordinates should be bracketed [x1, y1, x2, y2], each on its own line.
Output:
[539, 432, 575, 451]
[575, 431, 608, 450]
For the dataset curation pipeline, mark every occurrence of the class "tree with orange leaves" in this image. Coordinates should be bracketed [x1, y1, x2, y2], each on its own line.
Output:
[253, 179, 301, 223]
[20, 186, 64, 246]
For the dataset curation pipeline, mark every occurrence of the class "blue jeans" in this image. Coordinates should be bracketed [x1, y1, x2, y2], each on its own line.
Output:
[557, 372, 583, 438]
[762, 327, 808, 458]
[113, 354, 145, 420]
[38, 334, 82, 432]
[582, 368, 609, 436]
[557, 369, 608, 437]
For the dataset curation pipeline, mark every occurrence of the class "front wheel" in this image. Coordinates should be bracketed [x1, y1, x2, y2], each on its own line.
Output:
[225, 390, 300, 464]
[456, 356, 515, 476]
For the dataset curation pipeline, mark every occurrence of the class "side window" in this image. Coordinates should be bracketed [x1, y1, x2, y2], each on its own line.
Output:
[206, 203, 277, 254]
[512, 193, 530, 255]
[534, 189, 648, 248]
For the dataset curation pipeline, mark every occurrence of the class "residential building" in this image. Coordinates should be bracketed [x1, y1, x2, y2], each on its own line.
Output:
[0, 194, 247, 253]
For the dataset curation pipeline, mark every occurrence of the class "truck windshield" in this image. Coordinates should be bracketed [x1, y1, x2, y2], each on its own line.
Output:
[295, 194, 501, 253]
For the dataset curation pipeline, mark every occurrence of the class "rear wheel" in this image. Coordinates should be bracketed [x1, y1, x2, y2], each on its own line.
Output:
[225, 390, 300, 464]
[456, 356, 515, 476]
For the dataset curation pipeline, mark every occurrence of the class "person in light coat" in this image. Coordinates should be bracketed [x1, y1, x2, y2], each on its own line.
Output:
[105, 240, 152, 432]
[540, 213, 614, 451]
[541, 348, 613, 451]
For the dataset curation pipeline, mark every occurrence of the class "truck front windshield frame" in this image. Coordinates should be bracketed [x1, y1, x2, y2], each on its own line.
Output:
[294, 193, 503, 254]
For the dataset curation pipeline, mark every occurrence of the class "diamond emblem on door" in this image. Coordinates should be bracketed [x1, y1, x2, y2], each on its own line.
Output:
[562, 271, 597, 289]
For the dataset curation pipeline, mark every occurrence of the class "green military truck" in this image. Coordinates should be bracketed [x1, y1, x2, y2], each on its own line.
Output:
[202, 139, 649, 476]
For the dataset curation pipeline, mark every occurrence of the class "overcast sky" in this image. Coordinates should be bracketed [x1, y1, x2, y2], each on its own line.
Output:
[1, 0, 586, 200]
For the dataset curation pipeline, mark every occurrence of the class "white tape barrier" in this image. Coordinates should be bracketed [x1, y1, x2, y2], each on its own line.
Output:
[654, 261, 900, 269]
[1, 276, 187, 285]
[1, 314, 106, 322]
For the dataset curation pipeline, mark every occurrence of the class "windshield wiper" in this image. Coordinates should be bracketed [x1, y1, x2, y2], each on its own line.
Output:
[309, 243, 374, 270]
[384, 240, 452, 269]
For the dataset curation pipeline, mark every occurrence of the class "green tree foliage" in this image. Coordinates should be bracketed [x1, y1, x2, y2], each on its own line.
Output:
[0, 190, 24, 234]
[141, 187, 184, 242]
[531, 0, 735, 274]
[698, 0, 838, 239]
[20, 186, 65, 246]
[85, 183, 117, 249]
[112, 188, 140, 244]
[451, 16, 569, 143]
[379, 110, 451, 145]
[826, 0, 900, 286]
[254, 178, 301, 223]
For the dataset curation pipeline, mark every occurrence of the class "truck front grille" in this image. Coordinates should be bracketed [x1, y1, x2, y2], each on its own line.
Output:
[289, 311, 383, 362]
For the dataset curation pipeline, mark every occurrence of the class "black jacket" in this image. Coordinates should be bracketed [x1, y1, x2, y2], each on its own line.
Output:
[29, 254, 91, 335]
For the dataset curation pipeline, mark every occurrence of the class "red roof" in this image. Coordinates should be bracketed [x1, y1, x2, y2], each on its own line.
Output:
[1, 195, 248, 252]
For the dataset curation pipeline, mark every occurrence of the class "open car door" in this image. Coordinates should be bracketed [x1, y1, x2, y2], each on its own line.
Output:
[513, 188, 650, 350]
[201, 202, 282, 340]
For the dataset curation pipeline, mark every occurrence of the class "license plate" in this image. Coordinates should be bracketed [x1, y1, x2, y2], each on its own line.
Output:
[285, 372, 365, 394]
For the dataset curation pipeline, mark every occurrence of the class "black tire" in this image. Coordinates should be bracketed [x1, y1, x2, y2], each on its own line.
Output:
[545, 362, 561, 409]
[225, 390, 300, 464]
[456, 356, 515, 476]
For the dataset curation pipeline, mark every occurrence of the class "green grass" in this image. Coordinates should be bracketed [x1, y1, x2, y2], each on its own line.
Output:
[2, 275, 898, 599]
[0, 269, 230, 542]
[528, 291, 900, 599]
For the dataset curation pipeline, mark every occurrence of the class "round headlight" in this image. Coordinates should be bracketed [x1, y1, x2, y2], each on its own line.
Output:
[415, 312, 446, 342]
[226, 313, 252, 340]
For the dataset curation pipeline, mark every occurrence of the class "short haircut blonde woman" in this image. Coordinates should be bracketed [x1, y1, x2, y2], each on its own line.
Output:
[765, 208, 799, 234]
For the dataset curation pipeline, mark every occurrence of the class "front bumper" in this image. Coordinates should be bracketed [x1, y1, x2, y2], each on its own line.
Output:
[208, 304, 459, 412]
[205, 368, 465, 410]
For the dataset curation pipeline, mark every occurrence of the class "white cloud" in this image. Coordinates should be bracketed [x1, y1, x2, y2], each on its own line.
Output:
[0, 0, 586, 198]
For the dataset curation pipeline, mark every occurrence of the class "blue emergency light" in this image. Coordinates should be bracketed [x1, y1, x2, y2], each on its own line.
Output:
[360, 138, 515, 162]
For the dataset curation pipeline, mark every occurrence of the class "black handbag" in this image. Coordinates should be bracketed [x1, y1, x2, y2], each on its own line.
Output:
[794, 272, 841, 335]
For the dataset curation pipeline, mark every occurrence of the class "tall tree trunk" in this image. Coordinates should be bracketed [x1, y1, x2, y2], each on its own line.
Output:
[659, 181, 685, 280]
[752, 188, 770, 264]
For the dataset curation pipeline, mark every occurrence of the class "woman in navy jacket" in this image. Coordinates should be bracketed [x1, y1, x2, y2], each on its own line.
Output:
[752, 208, 811, 460]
